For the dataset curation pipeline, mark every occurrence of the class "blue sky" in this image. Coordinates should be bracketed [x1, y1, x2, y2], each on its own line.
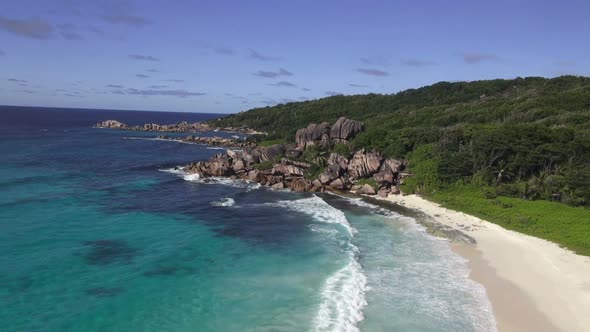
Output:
[1, 0, 588, 113]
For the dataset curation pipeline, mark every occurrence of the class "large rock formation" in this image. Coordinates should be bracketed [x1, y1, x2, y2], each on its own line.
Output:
[186, 153, 233, 177]
[380, 158, 405, 174]
[179, 116, 408, 196]
[290, 178, 312, 192]
[295, 122, 331, 148]
[272, 162, 305, 176]
[356, 184, 377, 195]
[319, 164, 341, 184]
[372, 158, 405, 186]
[294, 117, 364, 148]
[348, 149, 383, 180]
[327, 153, 349, 170]
[95, 120, 128, 129]
[259, 144, 286, 162]
[329, 117, 364, 142]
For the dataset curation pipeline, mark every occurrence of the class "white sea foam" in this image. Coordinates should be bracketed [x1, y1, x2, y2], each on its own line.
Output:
[369, 225, 497, 332]
[182, 173, 201, 182]
[158, 166, 186, 175]
[340, 195, 412, 221]
[324, 192, 496, 331]
[313, 251, 368, 332]
[211, 197, 235, 207]
[126, 136, 208, 146]
[270, 195, 367, 331]
[270, 195, 356, 236]
[308, 224, 340, 235]
[246, 182, 262, 191]
[125, 136, 160, 141]
[159, 167, 261, 190]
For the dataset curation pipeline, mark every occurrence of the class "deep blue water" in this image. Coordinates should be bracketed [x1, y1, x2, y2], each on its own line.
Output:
[0, 106, 496, 331]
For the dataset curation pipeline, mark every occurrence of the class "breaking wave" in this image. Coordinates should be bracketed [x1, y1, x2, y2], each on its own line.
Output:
[269, 195, 368, 331]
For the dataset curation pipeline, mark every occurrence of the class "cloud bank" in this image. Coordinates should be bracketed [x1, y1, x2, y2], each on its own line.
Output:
[357, 68, 389, 76]
[0, 16, 54, 39]
[253, 68, 293, 78]
[129, 54, 159, 61]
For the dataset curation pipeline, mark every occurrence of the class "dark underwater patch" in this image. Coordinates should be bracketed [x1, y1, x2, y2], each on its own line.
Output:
[81, 240, 138, 265]
[86, 287, 124, 298]
[142, 265, 196, 277]
[143, 266, 178, 276]
[16, 276, 34, 292]
[1, 275, 34, 293]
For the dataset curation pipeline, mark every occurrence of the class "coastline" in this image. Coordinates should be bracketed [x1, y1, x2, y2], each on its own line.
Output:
[380, 194, 590, 332]
[99, 117, 589, 330]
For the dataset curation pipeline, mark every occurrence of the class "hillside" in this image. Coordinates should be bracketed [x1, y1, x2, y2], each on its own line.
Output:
[211, 76, 590, 207]
[211, 76, 590, 140]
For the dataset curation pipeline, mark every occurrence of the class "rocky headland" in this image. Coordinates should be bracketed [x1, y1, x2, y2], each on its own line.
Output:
[182, 117, 411, 197]
[95, 119, 262, 135]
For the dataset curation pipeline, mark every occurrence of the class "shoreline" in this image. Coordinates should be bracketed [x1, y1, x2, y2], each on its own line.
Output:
[379, 194, 590, 332]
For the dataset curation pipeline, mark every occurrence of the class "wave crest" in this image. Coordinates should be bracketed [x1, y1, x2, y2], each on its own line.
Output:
[271, 195, 367, 331]
[270, 195, 356, 237]
[159, 167, 260, 190]
[313, 254, 368, 332]
[211, 197, 235, 207]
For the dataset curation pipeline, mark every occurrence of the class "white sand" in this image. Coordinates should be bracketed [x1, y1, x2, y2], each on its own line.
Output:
[380, 194, 590, 332]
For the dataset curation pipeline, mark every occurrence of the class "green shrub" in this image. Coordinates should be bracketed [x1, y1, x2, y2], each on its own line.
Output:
[258, 138, 285, 147]
[430, 184, 590, 256]
[402, 144, 442, 194]
[253, 161, 273, 170]
[331, 143, 352, 158]
[305, 163, 324, 180]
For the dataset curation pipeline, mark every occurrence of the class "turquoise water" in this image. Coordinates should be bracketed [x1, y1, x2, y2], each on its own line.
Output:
[0, 107, 496, 331]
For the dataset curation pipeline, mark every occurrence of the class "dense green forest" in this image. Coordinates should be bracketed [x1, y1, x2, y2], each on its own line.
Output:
[210, 76, 590, 209]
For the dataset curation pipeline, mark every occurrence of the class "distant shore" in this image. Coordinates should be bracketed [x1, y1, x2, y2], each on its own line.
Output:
[380, 194, 590, 332]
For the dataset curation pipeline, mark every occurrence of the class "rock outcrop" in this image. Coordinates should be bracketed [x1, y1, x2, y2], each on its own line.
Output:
[272, 162, 305, 177]
[95, 120, 128, 129]
[294, 117, 364, 149]
[175, 116, 407, 196]
[259, 144, 286, 162]
[329, 117, 364, 142]
[183, 145, 407, 196]
[356, 184, 377, 195]
[295, 122, 331, 148]
[348, 149, 383, 180]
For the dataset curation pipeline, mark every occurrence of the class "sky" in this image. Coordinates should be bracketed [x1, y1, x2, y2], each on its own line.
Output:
[1, 0, 589, 113]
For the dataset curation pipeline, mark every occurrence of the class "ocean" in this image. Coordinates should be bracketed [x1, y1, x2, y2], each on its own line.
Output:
[0, 106, 496, 332]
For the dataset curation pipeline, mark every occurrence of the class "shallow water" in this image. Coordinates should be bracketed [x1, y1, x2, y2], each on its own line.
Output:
[0, 106, 495, 331]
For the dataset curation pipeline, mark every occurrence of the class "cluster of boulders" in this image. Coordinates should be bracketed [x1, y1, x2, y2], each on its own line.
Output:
[295, 117, 364, 148]
[94, 120, 259, 134]
[183, 117, 410, 197]
[95, 120, 211, 132]
[317, 149, 409, 196]
[155, 135, 254, 149]
[95, 120, 128, 129]
[184, 147, 408, 196]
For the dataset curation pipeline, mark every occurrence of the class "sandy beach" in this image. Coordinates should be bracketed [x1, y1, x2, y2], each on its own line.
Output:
[381, 194, 590, 332]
